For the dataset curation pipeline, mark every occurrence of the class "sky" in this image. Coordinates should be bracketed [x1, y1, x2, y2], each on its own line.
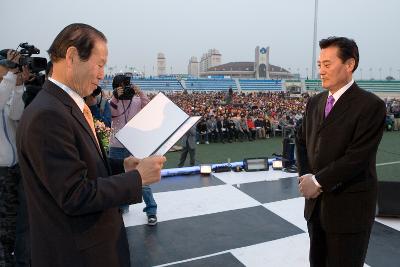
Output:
[2, 0, 399, 79]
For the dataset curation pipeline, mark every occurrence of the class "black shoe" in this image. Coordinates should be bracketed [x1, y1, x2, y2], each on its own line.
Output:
[147, 215, 157, 226]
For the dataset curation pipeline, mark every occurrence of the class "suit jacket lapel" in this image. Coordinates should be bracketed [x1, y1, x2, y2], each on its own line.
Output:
[316, 91, 328, 131]
[43, 80, 105, 160]
[319, 83, 358, 131]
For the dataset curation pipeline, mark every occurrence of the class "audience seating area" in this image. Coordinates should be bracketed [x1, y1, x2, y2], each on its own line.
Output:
[100, 77, 400, 94]
[239, 79, 283, 91]
[184, 78, 236, 91]
[305, 80, 400, 93]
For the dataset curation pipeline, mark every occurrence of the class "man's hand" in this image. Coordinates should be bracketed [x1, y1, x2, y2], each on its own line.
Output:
[16, 66, 31, 86]
[132, 85, 141, 95]
[7, 50, 21, 74]
[299, 174, 322, 199]
[135, 155, 166, 185]
[116, 86, 124, 97]
[7, 50, 20, 64]
[123, 156, 141, 172]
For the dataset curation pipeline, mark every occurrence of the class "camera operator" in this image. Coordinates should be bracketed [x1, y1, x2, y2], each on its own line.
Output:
[84, 86, 111, 127]
[0, 50, 29, 267]
[109, 74, 158, 225]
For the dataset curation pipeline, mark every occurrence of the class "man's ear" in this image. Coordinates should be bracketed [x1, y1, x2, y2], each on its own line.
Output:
[65, 46, 78, 67]
[346, 58, 356, 73]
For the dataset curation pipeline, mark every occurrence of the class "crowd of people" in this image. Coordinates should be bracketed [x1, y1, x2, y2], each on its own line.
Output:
[165, 91, 307, 143]
[385, 98, 400, 130]
[0, 24, 399, 267]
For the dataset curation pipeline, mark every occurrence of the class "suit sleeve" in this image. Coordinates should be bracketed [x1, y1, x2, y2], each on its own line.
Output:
[108, 157, 125, 175]
[316, 98, 386, 191]
[21, 108, 142, 216]
[295, 98, 312, 176]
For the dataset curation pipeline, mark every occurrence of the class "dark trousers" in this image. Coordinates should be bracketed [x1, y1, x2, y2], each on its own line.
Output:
[178, 146, 195, 167]
[15, 181, 30, 267]
[0, 165, 20, 266]
[307, 200, 372, 267]
[208, 130, 218, 142]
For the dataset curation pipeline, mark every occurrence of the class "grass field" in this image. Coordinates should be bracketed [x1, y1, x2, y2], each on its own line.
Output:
[164, 131, 400, 182]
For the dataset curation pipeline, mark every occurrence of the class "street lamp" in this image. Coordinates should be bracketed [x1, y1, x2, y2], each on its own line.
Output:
[369, 68, 373, 79]
[379, 67, 382, 80]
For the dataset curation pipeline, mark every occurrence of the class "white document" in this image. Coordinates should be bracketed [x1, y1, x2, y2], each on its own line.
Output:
[115, 92, 201, 159]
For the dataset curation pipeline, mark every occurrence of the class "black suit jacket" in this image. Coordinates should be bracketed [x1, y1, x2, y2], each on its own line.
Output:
[17, 80, 143, 267]
[295, 82, 386, 233]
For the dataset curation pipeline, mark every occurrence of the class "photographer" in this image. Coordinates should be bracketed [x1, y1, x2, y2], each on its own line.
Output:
[109, 75, 158, 225]
[0, 50, 27, 267]
[85, 86, 111, 127]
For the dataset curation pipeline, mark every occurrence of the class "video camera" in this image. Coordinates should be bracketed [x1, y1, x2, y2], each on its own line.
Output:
[91, 86, 102, 97]
[0, 43, 49, 107]
[112, 74, 135, 100]
[0, 42, 47, 73]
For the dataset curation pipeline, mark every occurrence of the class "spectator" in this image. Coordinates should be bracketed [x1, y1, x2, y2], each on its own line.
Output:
[109, 75, 158, 225]
[254, 115, 267, 139]
[85, 86, 111, 127]
[196, 116, 209, 144]
[246, 116, 256, 140]
[206, 114, 218, 142]
[178, 125, 197, 167]
[0, 50, 27, 267]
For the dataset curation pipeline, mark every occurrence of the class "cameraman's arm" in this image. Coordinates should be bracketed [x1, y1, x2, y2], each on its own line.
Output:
[8, 65, 28, 120]
[8, 79, 24, 120]
[0, 72, 13, 108]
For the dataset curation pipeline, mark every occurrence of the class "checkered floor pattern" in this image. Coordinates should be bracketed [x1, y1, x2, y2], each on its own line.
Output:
[123, 170, 400, 267]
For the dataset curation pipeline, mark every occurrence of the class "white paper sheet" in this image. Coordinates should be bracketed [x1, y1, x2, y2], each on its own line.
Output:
[115, 92, 199, 159]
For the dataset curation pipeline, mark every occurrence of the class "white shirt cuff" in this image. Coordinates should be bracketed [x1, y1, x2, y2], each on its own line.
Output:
[312, 175, 322, 188]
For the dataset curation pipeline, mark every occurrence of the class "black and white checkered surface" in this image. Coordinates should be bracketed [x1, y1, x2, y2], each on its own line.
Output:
[123, 170, 400, 267]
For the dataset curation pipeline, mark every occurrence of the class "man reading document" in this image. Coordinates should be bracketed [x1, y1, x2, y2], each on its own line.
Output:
[17, 23, 165, 267]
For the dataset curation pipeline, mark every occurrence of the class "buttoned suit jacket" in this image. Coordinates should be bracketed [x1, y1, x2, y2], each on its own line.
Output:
[17, 80, 143, 267]
[295, 82, 386, 233]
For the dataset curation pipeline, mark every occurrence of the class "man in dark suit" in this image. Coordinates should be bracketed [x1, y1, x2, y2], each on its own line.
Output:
[16, 23, 166, 267]
[296, 37, 386, 267]
[178, 125, 197, 167]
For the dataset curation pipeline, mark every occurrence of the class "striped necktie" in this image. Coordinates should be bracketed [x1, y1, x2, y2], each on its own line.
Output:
[324, 95, 335, 118]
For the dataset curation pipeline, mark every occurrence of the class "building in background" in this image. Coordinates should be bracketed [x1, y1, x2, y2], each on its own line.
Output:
[255, 46, 270, 79]
[157, 52, 166, 76]
[187, 56, 199, 77]
[200, 49, 222, 73]
[200, 46, 294, 79]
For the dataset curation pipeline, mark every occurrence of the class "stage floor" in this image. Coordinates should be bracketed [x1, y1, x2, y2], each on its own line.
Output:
[123, 170, 400, 267]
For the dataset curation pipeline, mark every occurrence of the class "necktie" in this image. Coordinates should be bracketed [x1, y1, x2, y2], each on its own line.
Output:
[83, 104, 101, 149]
[324, 95, 335, 118]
